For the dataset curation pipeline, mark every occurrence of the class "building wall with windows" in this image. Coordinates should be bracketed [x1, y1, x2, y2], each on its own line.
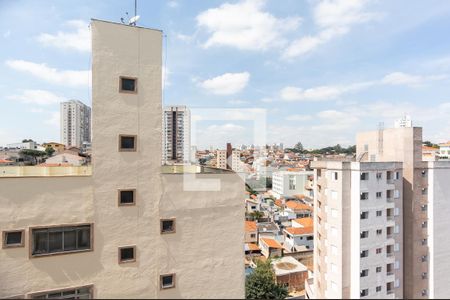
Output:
[0, 20, 244, 299]
[272, 171, 314, 199]
[311, 161, 404, 299]
[60, 100, 91, 148]
[162, 106, 191, 165]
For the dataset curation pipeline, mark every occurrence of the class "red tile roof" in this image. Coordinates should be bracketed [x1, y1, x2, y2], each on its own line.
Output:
[293, 217, 313, 228]
[245, 221, 257, 232]
[285, 227, 313, 235]
[246, 243, 260, 251]
[261, 238, 283, 249]
[286, 201, 312, 211]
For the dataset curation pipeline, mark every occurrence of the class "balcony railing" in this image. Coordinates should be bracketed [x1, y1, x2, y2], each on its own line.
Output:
[387, 197, 394, 203]
[386, 252, 394, 257]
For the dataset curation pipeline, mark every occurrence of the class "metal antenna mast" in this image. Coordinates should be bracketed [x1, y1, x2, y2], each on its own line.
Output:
[135, 0, 137, 17]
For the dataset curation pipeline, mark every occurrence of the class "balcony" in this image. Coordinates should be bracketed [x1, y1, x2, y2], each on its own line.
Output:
[386, 252, 394, 257]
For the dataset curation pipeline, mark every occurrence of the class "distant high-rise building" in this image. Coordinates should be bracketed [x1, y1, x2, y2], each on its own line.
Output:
[162, 105, 190, 164]
[60, 100, 91, 148]
[394, 115, 412, 128]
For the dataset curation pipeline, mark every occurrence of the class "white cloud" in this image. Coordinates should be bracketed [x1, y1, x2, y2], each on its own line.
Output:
[283, 0, 379, 59]
[280, 71, 446, 101]
[199, 72, 250, 95]
[5, 59, 90, 87]
[228, 99, 249, 105]
[37, 20, 90, 52]
[8, 89, 66, 106]
[196, 0, 300, 51]
[285, 115, 312, 121]
[206, 123, 246, 131]
[260, 97, 274, 103]
[168, 1, 179, 8]
[44, 112, 60, 126]
[3, 30, 11, 38]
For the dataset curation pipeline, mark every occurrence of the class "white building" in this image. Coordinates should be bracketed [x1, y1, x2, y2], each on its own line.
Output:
[60, 100, 91, 148]
[272, 171, 314, 199]
[438, 142, 450, 159]
[6, 141, 37, 150]
[162, 105, 190, 164]
[310, 161, 404, 299]
[394, 115, 412, 128]
[216, 149, 243, 172]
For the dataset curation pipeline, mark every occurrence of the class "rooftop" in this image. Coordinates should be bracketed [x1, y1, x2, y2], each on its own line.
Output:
[261, 238, 283, 249]
[293, 217, 313, 228]
[245, 221, 257, 232]
[285, 227, 313, 236]
[271, 256, 308, 276]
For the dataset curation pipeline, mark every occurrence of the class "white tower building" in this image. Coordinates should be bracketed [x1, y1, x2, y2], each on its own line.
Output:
[162, 105, 191, 164]
[60, 100, 91, 148]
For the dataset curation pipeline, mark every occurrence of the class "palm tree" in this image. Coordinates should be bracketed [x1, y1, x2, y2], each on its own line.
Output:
[250, 210, 264, 222]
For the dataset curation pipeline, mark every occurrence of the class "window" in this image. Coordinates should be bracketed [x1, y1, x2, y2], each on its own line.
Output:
[361, 211, 369, 220]
[421, 255, 427, 262]
[250, 234, 256, 238]
[360, 289, 368, 297]
[376, 172, 382, 179]
[422, 289, 428, 296]
[360, 231, 369, 239]
[376, 266, 382, 273]
[421, 204, 427, 211]
[376, 229, 382, 236]
[119, 246, 136, 263]
[119, 135, 137, 152]
[29, 285, 93, 299]
[421, 170, 427, 177]
[31, 224, 92, 257]
[422, 238, 427, 246]
[376, 192, 382, 198]
[422, 188, 427, 195]
[395, 171, 400, 180]
[376, 210, 382, 217]
[376, 286, 382, 292]
[120, 76, 137, 93]
[360, 269, 369, 277]
[289, 176, 296, 190]
[360, 250, 369, 258]
[376, 248, 382, 254]
[332, 172, 338, 181]
[360, 192, 369, 200]
[2, 230, 24, 248]
[160, 274, 176, 289]
[360, 172, 369, 180]
[161, 219, 176, 234]
[118, 189, 135, 206]
[422, 272, 428, 279]
[422, 221, 427, 228]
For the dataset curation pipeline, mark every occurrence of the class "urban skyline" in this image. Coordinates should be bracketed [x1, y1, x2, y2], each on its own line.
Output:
[2, 0, 450, 149]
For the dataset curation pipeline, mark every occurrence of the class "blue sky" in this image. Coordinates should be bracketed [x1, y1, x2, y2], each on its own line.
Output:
[1, 0, 450, 149]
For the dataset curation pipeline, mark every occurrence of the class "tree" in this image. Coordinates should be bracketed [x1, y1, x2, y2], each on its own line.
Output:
[45, 146, 55, 157]
[19, 149, 46, 165]
[293, 142, 304, 153]
[246, 259, 288, 299]
[22, 139, 34, 143]
[249, 210, 264, 221]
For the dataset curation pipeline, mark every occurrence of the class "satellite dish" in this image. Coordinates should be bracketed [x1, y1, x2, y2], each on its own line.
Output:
[128, 15, 140, 26]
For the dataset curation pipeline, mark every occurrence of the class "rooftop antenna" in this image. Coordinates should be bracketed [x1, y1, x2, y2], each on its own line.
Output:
[120, 0, 140, 26]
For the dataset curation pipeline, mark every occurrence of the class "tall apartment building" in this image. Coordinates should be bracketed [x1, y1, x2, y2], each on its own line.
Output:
[216, 147, 243, 172]
[0, 19, 244, 299]
[60, 100, 91, 148]
[356, 126, 450, 299]
[310, 161, 404, 299]
[162, 105, 190, 164]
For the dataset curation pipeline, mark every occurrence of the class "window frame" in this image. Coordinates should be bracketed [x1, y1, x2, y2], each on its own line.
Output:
[118, 134, 137, 152]
[27, 284, 94, 299]
[160, 218, 176, 235]
[119, 76, 138, 94]
[29, 223, 93, 258]
[118, 245, 136, 264]
[160, 273, 176, 290]
[2, 229, 25, 249]
[118, 189, 136, 206]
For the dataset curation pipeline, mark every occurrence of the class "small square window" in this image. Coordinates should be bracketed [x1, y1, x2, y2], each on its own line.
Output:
[376, 210, 382, 217]
[376, 172, 382, 179]
[376, 192, 382, 198]
[360, 250, 369, 258]
[160, 274, 176, 289]
[161, 219, 176, 234]
[376, 286, 382, 292]
[119, 246, 136, 263]
[120, 76, 137, 93]
[119, 135, 137, 151]
[376, 248, 382, 254]
[376, 229, 382, 235]
[3, 230, 24, 248]
[118, 189, 135, 206]
[376, 266, 382, 273]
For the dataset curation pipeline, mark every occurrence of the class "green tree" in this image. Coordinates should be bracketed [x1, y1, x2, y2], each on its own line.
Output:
[45, 146, 55, 157]
[19, 149, 46, 165]
[246, 259, 288, 299]
[249, 210, 264, 221]
[293, 142, 304, 153]
[21, 139, 34, 143]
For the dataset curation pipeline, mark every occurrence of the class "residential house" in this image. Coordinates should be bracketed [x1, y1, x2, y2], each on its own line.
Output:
[259, 237, 283, 258]
[272, 256, 308, 292]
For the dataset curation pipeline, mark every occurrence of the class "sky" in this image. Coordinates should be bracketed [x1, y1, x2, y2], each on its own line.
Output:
[1, 0, 450, 149]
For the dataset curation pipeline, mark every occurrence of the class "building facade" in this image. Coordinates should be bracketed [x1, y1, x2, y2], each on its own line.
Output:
[310, 161, 404, 299]
[0, 20, 244, 299]
[356, 126, 450, 299]
[60, 100, 91, 148]
[272, 171, 314, 199]
[162, 105, 191, 165]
